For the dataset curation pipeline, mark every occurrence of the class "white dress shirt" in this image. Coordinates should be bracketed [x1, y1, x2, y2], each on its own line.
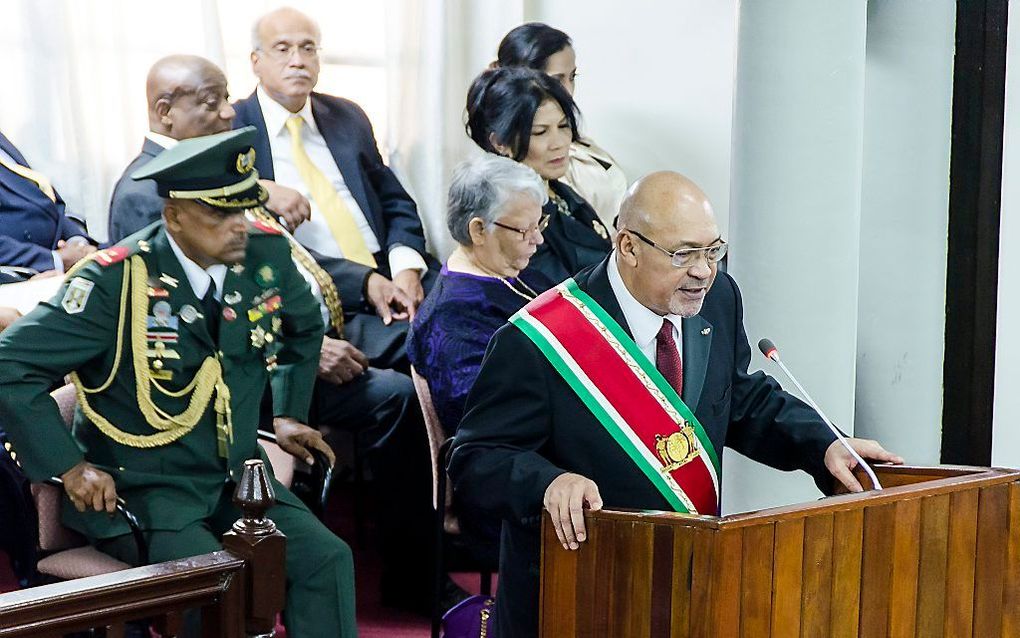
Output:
[255, 86, 425, 277]
[166, 232, 227, 302]
[145, 131, 178, 150]
[607, 252, 683, 363]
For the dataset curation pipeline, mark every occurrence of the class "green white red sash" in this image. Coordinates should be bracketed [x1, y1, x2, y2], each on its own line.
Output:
[510, 278, 720, 515]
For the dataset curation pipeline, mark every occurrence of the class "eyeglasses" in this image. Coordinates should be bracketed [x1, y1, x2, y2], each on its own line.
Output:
[492, 214, 550, 239]
[257, 42, 322, 61]
[625, 229, 728, 268]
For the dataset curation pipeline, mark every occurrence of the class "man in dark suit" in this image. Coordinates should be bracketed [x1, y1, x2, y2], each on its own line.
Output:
[0, 131, 96, 276]
[449, 171, 903, 637]
[233, 6, 437, 321]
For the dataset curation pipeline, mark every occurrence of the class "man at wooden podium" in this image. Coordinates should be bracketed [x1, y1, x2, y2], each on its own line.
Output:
[449, 171, 903, 637]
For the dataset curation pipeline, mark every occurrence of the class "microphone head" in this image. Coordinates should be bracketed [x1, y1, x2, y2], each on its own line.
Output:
[758, 338, 779, 361]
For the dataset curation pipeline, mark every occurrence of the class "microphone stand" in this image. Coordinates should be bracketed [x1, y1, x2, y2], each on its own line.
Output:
[762, 345, 883, 491]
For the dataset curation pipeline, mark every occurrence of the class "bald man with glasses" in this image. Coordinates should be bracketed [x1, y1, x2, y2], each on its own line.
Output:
[449, 171, 902, 637]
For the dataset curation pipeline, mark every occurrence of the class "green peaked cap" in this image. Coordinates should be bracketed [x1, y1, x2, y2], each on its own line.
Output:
[131, 126, 268, 210]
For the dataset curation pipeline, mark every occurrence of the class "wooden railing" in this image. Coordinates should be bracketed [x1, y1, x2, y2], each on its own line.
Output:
[0, 459, 285, 637]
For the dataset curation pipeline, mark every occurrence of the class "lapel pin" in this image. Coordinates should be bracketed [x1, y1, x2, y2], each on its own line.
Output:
[222, 307, 237, 321]
[224, 291, 242, 305]
[179, 305, 200, 324]
[701, 327, 711, 336]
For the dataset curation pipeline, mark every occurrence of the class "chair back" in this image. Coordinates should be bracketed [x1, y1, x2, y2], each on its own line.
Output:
[410, 367, 450, 512]
[37, 385, 85, 551]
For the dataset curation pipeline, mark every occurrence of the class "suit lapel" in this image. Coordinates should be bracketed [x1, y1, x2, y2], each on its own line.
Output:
[680, 314, 713, 413]
[152, 230, 214, 349]
[140, 138, 162, 159]
[577, 257, 634, 340]
[309, 94, 378, 235]
[237, 92, 275, 180]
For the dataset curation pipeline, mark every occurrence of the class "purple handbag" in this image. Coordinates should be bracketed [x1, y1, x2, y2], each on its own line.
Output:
[441, 594, 496, 638]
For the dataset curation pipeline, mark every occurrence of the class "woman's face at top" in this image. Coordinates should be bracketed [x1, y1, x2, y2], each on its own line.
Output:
[521, 99, 572, 181]
[543, 45, 577, 96]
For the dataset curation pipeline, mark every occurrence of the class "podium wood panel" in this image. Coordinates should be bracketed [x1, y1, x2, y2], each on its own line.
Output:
[539, 465, 1020, 637]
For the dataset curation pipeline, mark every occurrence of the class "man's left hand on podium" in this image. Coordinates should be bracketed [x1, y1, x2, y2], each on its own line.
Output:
[824, 437, 905, 493]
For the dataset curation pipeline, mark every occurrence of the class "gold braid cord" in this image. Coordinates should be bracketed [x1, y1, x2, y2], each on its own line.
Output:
[70, 256, 231, 450]
[251, 208, 345, 336]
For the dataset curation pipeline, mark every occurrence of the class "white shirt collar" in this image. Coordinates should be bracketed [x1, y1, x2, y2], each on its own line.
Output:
[165, 232, 228, 301]
[607, 251, 683, 350]
[145, 131, 178, 149]
[257, 84, 317, 138]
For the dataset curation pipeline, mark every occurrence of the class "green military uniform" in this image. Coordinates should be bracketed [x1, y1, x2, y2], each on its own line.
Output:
[0, 129, 356, 638]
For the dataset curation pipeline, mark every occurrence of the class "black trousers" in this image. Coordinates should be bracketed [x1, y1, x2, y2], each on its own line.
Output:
[310, 367, 435, 596]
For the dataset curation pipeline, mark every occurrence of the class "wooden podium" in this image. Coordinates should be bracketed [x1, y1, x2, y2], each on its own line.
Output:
[540, 465, 1020, 637]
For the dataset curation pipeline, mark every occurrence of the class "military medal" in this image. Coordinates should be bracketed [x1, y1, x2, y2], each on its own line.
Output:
[271, 316, 283, 334]
[152, 301, 173, 327]
[231, 264, 245, 275]
[159, 273, 179, 288]
[222, 307, 237, 321]
[250, 325, 267, 348]
[180, 304, 200, 324]
[254, 264, 277, 287]
[224, 291, 242, 305]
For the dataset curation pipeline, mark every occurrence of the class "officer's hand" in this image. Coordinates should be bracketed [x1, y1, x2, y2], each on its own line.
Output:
[273, 417, 336, 467]
[825, 437, 905, 493]
[260, 180, 311, 230]
[0, 306, 21, 333]
[392, 269, 425, 312]
[543, 472, 603, 551]
[364, 272, 413, 324]
[56, 240, 97, 272]
[60, 461, 118, 514]
[317, 336, 369, 385]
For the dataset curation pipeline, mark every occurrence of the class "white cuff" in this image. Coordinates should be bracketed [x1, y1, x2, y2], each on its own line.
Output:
[51, 251, 65, 273]
[387, 245, 427, 278]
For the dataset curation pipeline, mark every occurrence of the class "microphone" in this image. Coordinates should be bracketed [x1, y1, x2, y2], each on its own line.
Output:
[757, 338, 883, 491]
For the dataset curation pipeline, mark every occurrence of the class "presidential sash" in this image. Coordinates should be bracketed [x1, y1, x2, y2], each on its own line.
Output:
[510, 279, 721, 515]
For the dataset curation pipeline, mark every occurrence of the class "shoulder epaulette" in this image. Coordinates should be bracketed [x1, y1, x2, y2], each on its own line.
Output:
[93, 246, 132, 267]
[250, 218, 283, 235]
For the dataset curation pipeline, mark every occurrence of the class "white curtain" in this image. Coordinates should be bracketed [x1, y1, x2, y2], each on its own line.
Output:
[0, 0, 222, 242]
[384, 0, 525, 260]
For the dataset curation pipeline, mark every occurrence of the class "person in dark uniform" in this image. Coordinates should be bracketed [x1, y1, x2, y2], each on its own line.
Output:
[0, 130, 96, 276]
[466, 66, 612, 285]
[0, 127, 356, 637]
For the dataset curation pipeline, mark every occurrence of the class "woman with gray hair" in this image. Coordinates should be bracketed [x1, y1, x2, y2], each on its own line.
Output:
[407, 154, 553, 436]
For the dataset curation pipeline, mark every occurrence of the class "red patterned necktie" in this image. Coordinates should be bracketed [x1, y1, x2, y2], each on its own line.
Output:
[656, 319, 683, 397]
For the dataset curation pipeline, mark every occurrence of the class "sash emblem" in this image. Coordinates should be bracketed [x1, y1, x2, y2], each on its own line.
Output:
[655, 423, 700, 473]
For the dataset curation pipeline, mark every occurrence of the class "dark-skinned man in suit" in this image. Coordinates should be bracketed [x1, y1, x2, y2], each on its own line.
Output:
[450, 171, 904, 637]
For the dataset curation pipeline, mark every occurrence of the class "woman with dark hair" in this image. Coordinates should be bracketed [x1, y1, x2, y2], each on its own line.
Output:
[465, 66, 612, 283]
[495, 22, 628, 228]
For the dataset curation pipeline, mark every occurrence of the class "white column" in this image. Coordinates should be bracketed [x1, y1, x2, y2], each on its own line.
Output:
[854, 0, 955, 463]
[724, 0, 868, 514]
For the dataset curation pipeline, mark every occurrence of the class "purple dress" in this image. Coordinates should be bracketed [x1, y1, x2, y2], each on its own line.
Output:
[407, 265, 555, 436]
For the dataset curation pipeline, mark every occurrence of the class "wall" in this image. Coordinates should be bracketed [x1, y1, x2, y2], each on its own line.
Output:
[524, 0, 738, 236]
[993, 0, 1020, 467]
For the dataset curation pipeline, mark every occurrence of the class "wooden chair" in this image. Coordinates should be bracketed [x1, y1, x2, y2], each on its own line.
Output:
[410, 366, 496, 638]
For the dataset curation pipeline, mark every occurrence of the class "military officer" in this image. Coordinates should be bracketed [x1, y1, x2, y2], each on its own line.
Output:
[0, 127, 356, 638]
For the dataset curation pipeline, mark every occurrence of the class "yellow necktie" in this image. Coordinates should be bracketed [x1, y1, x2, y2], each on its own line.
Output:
[0, 153, 56, 202]
[285, 116, 377, 267]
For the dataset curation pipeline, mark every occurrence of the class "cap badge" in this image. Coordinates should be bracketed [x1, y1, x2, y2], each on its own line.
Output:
[236, 148, 256, 175]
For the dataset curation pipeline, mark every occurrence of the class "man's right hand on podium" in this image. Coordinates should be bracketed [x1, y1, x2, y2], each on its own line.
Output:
[544, 472, 603, 551]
